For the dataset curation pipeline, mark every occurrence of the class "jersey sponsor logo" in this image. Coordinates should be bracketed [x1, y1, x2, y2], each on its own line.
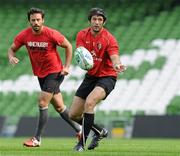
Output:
[27, 41, 48, 51]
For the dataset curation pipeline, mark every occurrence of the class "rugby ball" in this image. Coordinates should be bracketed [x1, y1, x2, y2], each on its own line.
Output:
[74, 46, 94, 70]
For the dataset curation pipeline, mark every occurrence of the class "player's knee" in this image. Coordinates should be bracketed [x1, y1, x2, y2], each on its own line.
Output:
[54, 106, 64, 113]
[69, 111, 75, 120]
[38, 98, 48, 108]
[69, 111, 79, 121]
[85, 99, 96, 112]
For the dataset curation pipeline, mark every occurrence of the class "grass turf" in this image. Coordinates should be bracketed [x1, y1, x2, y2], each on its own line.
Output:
[0, 137, 180, 156]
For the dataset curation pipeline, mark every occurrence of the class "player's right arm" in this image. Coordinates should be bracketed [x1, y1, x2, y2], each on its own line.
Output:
[8, 29, 26, 66]
[76, 31, 85, 48]
[8, 43, 20, 66]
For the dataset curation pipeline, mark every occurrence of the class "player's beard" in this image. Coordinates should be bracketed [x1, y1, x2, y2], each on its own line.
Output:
[32, 25, 42, 33]
[92, 26, 103, 34]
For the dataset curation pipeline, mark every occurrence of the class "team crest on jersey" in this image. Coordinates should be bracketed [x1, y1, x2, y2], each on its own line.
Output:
[97, 43, 102, 50]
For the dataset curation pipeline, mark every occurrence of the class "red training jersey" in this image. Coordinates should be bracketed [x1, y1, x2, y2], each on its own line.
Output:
[14, 26, 65, 78]
[76, 27, 119, 78]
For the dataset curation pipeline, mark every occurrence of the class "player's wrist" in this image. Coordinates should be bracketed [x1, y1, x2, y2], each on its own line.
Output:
[114, 63, 121, 68]
[64, 64, 70, 68]
[9, 56, 15, 62]
[9, 56, 14, 60]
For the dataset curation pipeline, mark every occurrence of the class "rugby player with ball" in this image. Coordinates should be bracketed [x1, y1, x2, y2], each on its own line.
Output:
[70, 7, 126, 151]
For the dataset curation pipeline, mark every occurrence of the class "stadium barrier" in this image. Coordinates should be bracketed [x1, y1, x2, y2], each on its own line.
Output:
[0, 116, 6, 136]
[14, 117, 76, 137]
[132, 115, 180, 138]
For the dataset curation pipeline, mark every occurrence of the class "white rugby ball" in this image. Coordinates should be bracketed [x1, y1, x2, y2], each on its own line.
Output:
[74, 46, 94, 70]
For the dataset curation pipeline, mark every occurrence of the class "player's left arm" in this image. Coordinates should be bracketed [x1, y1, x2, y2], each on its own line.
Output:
[60, 37, 72, 75]
[108, 34, 126, 73]
[110, 54, 126, 73]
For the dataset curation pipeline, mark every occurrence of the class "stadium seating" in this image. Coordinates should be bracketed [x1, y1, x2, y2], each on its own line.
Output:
[0, 1, 180, 124]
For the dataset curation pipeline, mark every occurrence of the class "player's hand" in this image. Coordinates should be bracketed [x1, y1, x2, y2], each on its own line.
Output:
[61, 65, 69, 75]
[9, 56, 19, 66]
[113, 63, 127, 73]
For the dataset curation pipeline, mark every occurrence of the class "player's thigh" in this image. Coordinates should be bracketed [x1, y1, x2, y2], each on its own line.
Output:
[85, 86, 106, 111]
[69, 96, 85, 118]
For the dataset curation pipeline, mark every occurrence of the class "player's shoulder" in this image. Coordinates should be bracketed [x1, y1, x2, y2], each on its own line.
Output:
[18, 27, 31, 35]
[43, 26, 62, 37]
[78, 27, 91, 35]
[81, 27, 90, 32]
[102, 28, 117, 41]
[102, 28, 115, 37]
[43, 26, 57, 33]
[101, 28, 118, 46]
[15, 27, 31, 39]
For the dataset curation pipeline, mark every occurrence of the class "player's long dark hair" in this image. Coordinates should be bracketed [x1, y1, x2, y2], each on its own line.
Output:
[88, 7, 107, 22]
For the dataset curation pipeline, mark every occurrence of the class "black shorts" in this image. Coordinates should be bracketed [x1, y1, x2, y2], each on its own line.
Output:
[38, 72, 64, 94]
[75, 74, 116, 100]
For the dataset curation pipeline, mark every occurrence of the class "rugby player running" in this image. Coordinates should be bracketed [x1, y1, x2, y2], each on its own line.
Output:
[8, 7, 81, 147]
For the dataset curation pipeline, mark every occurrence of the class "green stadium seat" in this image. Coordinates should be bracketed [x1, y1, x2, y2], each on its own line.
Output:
[152, 56, 166, 69]
[167, 96, 180, 115]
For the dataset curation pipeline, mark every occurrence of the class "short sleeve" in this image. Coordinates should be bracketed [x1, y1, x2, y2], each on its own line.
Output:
[51, 30, 65, 45]
[76, 31, 85, 48]
[14, 31, 25, 49]
[106, 34, 119, 56]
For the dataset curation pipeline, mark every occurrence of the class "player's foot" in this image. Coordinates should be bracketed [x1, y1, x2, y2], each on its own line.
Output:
[76, 131, 82, 142]
[73, 142, 84, 152]
[88, 128, 108, 150]
[23, 137, 41, 147]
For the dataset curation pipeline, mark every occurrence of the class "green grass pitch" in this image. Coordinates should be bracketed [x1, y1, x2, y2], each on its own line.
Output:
[1, 137, 180, 156]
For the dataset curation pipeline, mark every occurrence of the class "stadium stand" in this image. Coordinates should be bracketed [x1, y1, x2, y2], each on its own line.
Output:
[1, 0, 180, 137]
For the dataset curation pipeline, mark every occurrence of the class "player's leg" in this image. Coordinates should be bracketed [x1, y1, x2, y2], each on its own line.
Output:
[23, 91, 53, 147]
[81, 86, 106, 147]
[35, 91, 53, 140]
[23, 73, 61, 147]
[51, 93, 81, 135]
[69, 96, 85, 122]
[50, 72, 81, 137]
[87, 76, 116, 150]
[72, 86, 106, 151]
[69, 74, 98, 127]
[69, 97, 104, 136]
[69, 74, 109, 151]
[69, 96, 85, 151]
[69, 95, 106, 151]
